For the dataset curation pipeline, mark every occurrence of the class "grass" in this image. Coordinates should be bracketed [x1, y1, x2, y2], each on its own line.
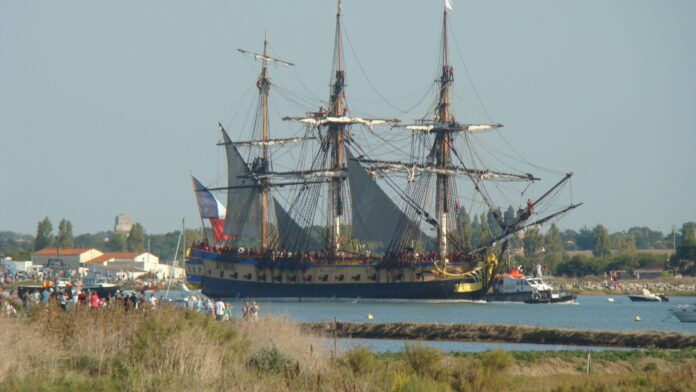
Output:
[1, 303, 695, 391]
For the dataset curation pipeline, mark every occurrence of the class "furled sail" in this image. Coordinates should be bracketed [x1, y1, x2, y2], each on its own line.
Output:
[347, 149, 426, 247]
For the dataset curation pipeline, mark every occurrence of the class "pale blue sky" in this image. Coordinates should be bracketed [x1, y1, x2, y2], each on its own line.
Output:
[1, 0, 694, 235]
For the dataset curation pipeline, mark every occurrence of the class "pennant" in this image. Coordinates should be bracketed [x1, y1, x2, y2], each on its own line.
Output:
[445, 0, 453, 10]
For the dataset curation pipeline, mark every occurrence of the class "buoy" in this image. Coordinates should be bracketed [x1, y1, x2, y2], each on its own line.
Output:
[607, 298, 614, 302]
[635, 316, 641, 322]
[367, 313, 374, 319]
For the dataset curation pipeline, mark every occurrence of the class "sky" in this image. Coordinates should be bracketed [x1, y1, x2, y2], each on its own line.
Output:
[1, 0, 695, 236]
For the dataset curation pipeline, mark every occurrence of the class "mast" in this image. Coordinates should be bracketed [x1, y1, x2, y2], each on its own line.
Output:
[435, 8, 452, 259]
[259, 32, 270, 254]
[328, 0, 346, 256]
[237, 36, 294, 254]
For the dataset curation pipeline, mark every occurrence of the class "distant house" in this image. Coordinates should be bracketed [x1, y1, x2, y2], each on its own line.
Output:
[32, 248, 103, 269]
[85, 252, 160, 271]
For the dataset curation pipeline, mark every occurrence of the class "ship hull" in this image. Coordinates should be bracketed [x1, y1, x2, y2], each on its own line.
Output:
[188, 249, 489, 301]
[201, 275, 484, 300]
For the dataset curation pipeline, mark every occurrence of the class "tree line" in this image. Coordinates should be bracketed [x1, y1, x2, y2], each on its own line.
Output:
[0, 217, 203, 265]
[1, 216, 695, 276]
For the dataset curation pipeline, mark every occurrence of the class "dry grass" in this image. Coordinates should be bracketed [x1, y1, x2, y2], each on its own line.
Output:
[234, 315, 331, 373]
[1, 303, 695, 392]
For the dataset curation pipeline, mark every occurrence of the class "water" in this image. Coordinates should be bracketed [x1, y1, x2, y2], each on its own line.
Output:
[162, 291, 696, 352]
[252, 295, 695, 334]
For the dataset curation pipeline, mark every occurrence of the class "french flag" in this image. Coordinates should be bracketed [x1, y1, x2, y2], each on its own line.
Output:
[191, 175, 233, 241]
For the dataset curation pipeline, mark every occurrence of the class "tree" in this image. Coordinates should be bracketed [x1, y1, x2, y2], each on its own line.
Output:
[614, 233, 636, 255]
[592, 225, 611, 258]
[545, 224, 564, 255]
[670, 224, 696, 276]
[543, 224, 566, 269]
[56, 219, 74, 248]
[34, 217, 53, 251]
[109, 231, 128, 252]
[454, 207, 472, 249]
[682, 222, 696, 243]
[575, 226, 595, 250]
[127, 223, 146, 252]
[486, 208, 503, 238]
[474, 213, 490, 248]
[523, 227, 544, 256]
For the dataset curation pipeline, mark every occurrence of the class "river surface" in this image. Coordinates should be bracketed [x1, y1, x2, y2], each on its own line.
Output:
[165, 291, 696, 352]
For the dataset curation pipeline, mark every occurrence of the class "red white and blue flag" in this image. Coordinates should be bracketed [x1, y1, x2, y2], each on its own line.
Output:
[191, 175, 232, 241]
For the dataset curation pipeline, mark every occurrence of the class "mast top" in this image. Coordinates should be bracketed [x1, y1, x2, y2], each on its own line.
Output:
[237, 36, 295, 68]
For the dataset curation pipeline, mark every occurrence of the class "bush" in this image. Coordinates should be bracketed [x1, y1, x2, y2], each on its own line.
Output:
[340, 345, 376, 375]
[451, 350, 514, 392]
[248, 344, 296, 374]
[404, 343, 444, 379]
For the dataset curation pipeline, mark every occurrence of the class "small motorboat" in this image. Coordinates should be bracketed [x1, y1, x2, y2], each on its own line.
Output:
[670, 305, 696, 322]
[628, 289, 668, 302]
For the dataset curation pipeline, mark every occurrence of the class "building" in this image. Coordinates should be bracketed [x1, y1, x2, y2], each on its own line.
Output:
[83, 252, 185, 279]
[85, 251, 160, 271]
[32, 248, 103, 269]
[114, 213, 134, 234]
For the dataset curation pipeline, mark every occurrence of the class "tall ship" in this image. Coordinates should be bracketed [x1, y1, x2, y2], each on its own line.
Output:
[186, 1, 581, 300]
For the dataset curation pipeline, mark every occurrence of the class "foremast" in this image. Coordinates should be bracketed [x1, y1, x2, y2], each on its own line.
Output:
[236, 35, 294, 254]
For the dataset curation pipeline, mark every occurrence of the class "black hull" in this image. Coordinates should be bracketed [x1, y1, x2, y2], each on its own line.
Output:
[485, 292, 576, 304]
[524, 294, 576, 304]
[628, 295, 668, 302]
[201, 275, 486, 300]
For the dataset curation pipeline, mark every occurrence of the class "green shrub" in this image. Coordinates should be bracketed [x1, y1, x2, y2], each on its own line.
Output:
[340, 345, 376, 375]
[450, 350, 514, 392]
[248, 344, 296, 374]
[403, 343, 444, 378]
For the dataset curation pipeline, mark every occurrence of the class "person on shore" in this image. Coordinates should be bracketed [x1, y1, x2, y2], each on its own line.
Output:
[90, 291, 99, 309]
[224, 303, 233, 321]
[214, 298, 225, 321]
[40, 288, 50, 306]
[243, 301, 251, 320]
[250, 301, 259, 321]
[58, 292, 68, 311]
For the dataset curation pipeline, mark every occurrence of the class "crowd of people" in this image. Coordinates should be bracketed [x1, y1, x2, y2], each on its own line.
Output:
[0, 283, 261, 322]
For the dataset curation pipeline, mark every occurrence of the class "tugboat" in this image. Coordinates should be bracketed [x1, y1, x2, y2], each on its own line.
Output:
[486, 268, 576, 304]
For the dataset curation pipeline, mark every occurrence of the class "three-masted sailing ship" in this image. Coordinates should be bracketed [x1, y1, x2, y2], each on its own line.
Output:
[186, 1, 581, 300]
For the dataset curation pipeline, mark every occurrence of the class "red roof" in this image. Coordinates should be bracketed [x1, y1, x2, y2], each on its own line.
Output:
[85, 252, 143, 264]
[34, 248, 96, 256]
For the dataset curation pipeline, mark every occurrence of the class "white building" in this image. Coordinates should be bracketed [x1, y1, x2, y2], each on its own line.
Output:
[33, 248, 103, 269]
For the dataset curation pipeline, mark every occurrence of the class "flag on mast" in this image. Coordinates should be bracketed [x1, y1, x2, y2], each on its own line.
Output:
[191, 175, 233, 241]
[445, 0, 454, 10]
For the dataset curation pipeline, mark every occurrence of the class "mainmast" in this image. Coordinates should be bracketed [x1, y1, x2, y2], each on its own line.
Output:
[259, 33, 270, 253]
[328, 0, 346, 256]
[434, 8, 453, 259]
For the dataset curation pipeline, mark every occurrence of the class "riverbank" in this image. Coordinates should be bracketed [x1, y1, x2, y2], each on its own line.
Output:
[304, 321, 696, 349]
[1, 305, 695, 391]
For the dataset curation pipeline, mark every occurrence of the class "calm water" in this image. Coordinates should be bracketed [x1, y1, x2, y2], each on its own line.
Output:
[164, 291, 696, 352]
[249, 295, 696, 352]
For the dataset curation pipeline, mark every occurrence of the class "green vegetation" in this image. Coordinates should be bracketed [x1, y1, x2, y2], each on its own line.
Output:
[2, 306, 695, 392]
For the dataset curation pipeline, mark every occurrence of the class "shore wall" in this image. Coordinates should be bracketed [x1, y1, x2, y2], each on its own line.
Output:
[302, 321, 696, 349]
